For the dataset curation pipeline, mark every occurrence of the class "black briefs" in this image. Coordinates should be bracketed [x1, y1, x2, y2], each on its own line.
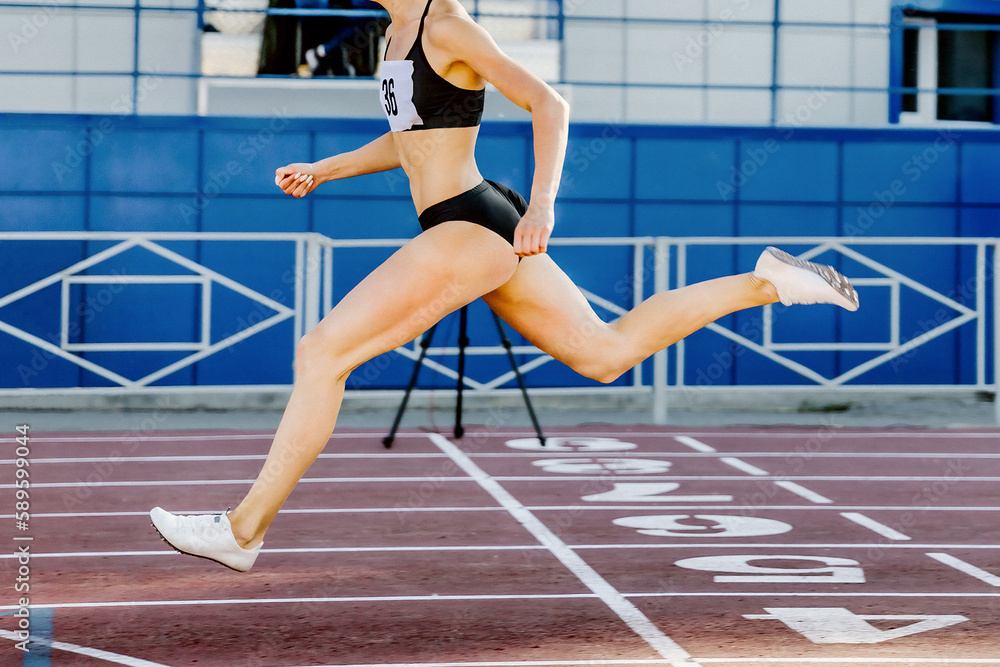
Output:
[417, 179, 527, 246]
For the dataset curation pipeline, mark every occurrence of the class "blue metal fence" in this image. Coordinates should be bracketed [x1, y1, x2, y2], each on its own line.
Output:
[1, 114, 998, 395]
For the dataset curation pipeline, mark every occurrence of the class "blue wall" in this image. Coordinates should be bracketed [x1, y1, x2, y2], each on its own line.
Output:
[1, 114, 998, 390]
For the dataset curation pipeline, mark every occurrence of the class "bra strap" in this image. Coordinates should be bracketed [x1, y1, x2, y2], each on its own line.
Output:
[418, 0, 433, 33]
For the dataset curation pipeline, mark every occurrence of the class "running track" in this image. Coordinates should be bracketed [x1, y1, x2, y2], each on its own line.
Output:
[2, 425, 1000, 666]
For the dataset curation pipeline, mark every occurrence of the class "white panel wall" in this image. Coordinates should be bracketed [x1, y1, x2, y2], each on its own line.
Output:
[781, 0, 853, 24]
[76, 11, 135, 72]
[0, 0, 198, 113]
[0, 0, 897, 124]
[75, 76, 136, 114]
[563, 20, 624, 83]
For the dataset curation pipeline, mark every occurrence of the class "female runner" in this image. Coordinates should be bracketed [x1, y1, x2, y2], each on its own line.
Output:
[152, 0, 858, 571]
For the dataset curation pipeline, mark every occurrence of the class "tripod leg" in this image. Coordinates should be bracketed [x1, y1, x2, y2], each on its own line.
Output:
[491, 311, 546, 446]
[454, 306, 468, 439]
[383, 324, 437, 449]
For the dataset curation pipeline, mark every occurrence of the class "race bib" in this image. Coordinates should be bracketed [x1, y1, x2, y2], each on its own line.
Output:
[379, 60, 423, 132]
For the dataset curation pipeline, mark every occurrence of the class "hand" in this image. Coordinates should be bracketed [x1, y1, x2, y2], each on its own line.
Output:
[512, 203, 555, 258]
[274, 163, 318, 198]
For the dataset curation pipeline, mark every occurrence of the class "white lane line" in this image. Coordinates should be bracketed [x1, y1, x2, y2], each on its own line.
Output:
[9, 508, 509, 519]
[774, 481, 833, 504]
[0, 453, 445, 464]
[0, 594, 599, 611]
[0, 545, 546, 559]
[271, 662, 1000, 667]
[16, 451, 1000, 463]
[24, 433, 431, 443]
[276, 662, 678, 667]
[0, 629, 169, 666]
[279, 662, 677, 667]
[7, 591, 1000, 614]
[719, 457, 769, 476]
[638, 432, 1000, 439]
[927, 552, 1000, 587]
[9, 543, 1000, 560]
[428, 432, 698, 667]
[0, 477, 477, 489]
[695, 660, 1000, 664]
[674, 436, 717, 452]
[840, 512, 911, 541]
[25, 431, 1000, 443]
[10, 505, 1000, 520]
[13, 475, 1000, 490]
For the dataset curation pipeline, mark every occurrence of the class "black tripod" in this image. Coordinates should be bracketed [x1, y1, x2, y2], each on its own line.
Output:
[382, 306, 546, 448]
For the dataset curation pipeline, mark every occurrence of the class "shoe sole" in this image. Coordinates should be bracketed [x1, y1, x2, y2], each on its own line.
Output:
[150, 519, 250, 573]
[765, 246, 859, 311]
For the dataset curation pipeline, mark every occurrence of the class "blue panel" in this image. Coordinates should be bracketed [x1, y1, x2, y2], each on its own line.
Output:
[90, 196, 198, 231]
[196, 315, 295, 385]
[0, 128, 88, 192]
[0, 334, 82, 388]
[559, 134, 632, 200]
[202, 129, 312, 196]
[739, 204, 839, 237]
[960, 207, 1000, 236]
[199, 239, 299, 317]
[635, 203, 735, 237]
[0, 195, 85, 230]
[961, 143, 1000, 204]
[477, 136, 530, 194]
[72, 283, 200, 345]
[739, 141, 839, 202]
[78, 350, 194, 387]
[91, 130, 198, 193]
[635, 139, 735, 201]
[839, 203, 956, 237]
[554, 202, 630, 237]
[313, 132, 398, 198]
[548, 243, 633, 313]
[843, 141, 959, 204]
[313, 197, 417, 239]
[201, 197, 310, 232]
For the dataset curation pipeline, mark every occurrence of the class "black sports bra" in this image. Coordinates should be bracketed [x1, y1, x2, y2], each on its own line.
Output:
[379, 0, 486, 132]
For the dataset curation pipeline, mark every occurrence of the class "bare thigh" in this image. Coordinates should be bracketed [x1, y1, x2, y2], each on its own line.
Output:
[309, 221, 518, 375]
[484, 252, 769, 383]
[482, 253, 619, 373]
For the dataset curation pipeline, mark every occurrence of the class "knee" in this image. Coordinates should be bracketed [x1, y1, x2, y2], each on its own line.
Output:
[294, 329, 353, 382]
[572, 355, 629, 385]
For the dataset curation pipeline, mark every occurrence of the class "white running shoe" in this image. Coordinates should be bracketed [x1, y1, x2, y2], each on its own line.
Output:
[754, 246, 860, 311]
[150, 507, 261, 572]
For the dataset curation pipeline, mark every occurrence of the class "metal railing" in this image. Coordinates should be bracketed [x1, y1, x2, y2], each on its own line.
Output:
[1, 232, 996, 424]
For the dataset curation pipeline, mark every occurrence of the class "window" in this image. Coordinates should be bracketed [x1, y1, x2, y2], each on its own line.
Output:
[892, 2, 1000, 124]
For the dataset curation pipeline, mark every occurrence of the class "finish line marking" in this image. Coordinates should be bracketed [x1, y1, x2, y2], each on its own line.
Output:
[774, 481, 834, 504]
[719, 457, 769, 476]
[428, 433, 699, 667]
[674, 436, 717, 452]
[841, 512, 911, 540]
[927, 553, 1000, 587]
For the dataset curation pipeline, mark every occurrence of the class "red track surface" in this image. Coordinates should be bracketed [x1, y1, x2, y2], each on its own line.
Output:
[2, 425, 1000, 667]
